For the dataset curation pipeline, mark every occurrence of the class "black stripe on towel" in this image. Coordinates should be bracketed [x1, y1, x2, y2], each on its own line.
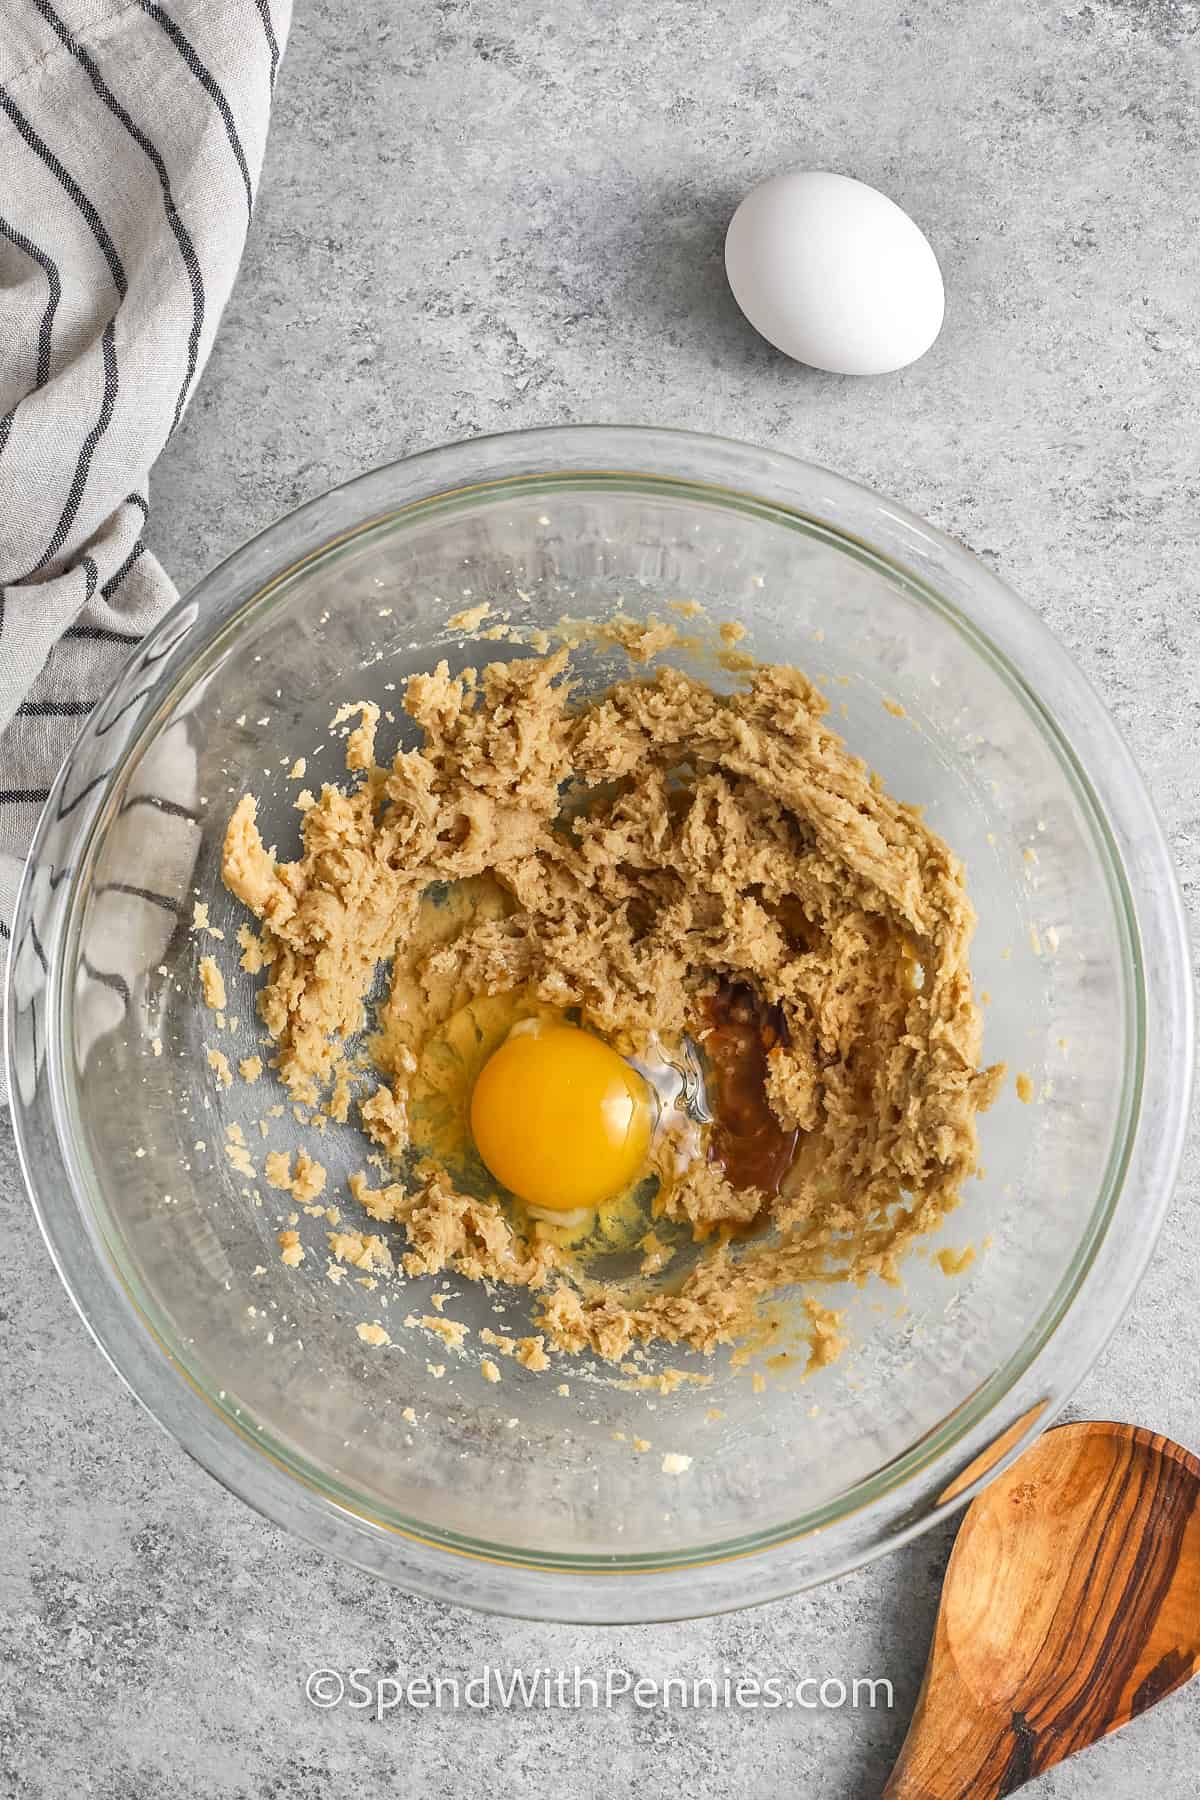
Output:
[33, 0, 207, 432]
[26, 320, 119, 577]
[139, 1, 255, 220]
[120, 793, 200, 824]
[0, 212, 62, 389]
[55, 768, 118, 822]
[16, 700, 97, 718]
[0, 87, 127, 297]
[82, 956, 131, 1008]
[101, 538, 146, 599]
[143, 633, 182, 667]
[95, 683, 156, 736]
[0, 789, 52, 806]
[28, 916, 49, 973]
[253, 0, 281, 91]
[63, 625, 141, 645]
[96, 881, 181, 916]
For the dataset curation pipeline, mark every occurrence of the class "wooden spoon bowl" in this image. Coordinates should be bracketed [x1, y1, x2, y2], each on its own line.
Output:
[885, 1420, 1200, 1799]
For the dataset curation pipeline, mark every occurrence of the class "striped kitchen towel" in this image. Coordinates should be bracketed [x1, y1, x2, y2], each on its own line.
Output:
[0, 0, 290, 1103]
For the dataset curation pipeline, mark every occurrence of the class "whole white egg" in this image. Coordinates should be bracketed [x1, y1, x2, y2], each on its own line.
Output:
[724, 170, 945, 376]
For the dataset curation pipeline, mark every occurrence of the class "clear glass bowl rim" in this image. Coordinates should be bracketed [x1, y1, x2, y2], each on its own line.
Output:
[6, 423, 1194, 1622]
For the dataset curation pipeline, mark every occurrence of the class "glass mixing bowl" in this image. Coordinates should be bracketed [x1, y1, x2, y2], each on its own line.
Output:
[7, 426, 1192, 1621]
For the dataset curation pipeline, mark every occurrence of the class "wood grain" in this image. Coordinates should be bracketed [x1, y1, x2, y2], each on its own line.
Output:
[885, 1421, 1200, 1799]
[936, 1402, 1049, 1507]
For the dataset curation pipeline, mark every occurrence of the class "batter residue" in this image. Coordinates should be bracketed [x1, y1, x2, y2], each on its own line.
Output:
[222, 641, 1004, 1363]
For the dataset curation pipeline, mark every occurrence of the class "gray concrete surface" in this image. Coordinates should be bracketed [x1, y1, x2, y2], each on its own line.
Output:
[4, 0, 1200, 1794]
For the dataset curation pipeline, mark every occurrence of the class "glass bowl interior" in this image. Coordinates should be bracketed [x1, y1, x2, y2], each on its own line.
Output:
[10, 430, 1189, 1619]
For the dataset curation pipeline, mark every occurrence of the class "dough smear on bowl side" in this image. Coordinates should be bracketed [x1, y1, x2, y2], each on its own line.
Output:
[220, 642, 1005, 1365]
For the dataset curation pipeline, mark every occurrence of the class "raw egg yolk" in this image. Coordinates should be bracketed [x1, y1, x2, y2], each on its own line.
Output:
[470, 1025, 653, 1211]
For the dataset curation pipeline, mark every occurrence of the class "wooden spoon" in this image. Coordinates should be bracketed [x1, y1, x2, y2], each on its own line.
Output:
[885, 1420, 1200, 1799]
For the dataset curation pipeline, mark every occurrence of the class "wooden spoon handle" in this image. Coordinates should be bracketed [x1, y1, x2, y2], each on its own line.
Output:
[884, 1424, 1200, 1800]
[882, 1663, 1036, 1800]
[882, 1700, 1039, 1800]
